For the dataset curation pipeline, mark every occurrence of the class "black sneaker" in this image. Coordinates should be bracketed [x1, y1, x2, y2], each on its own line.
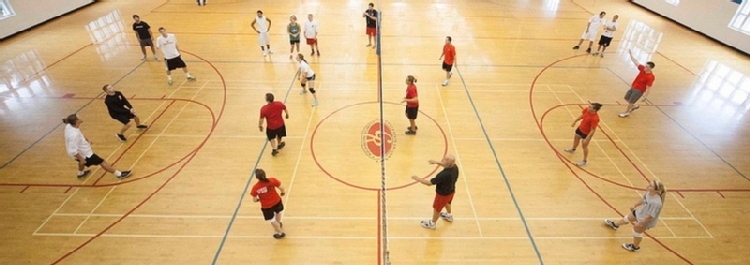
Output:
[116, 133, 127, 142]
[136, 125, 149, 130]
[273, 233, 286, 239]
[604, 219, 619, 230]
[586, 48, 591, 53]
[405, 130, 416, 135]
[77, 170, 91, 179]
[278, 142, 286, 150]
[271, 149, 279, 156]
[118, 170, 132, 179]
[622, 243, 640, 252]
[572, 46, 580, 49]
[406, 126, 418, 131]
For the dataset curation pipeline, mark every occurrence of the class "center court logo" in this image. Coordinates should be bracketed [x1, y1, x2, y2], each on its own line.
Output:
[361, 120, 396, 161]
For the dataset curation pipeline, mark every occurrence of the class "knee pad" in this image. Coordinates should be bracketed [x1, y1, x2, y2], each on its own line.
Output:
[301, 83, 306, 88]
[632, 229, 643, 238]
[309, 88, 316, 94]
[623, 215, 630, 223]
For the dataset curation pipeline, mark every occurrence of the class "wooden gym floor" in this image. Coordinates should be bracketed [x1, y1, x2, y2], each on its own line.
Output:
[1, 0, 749, 264]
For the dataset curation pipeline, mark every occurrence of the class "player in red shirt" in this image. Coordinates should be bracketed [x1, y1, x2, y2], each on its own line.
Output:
[619, 49, 655, 118]
[564, 103, 602, 166]
[259, 93, 289, 156]
[439, 36, 456, 86]
[250, 168, 287, 238]
[401, 75, 419, 135]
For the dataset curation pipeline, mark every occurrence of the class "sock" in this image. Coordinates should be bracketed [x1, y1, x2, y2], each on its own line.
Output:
[185, 72, 192, 78]
[114, 170, 122, 177]
[167, 75, 172, 80]
[78, 171, 85, 176]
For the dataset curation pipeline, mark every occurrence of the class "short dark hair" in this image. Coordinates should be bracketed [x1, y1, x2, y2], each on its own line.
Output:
[158, 27, 165, 31]
[446, 36, 452, 42]
[591, 103, 603, 111]
[265, 93, 274, 102]
[646, 61, 656, 69]
[255, 169, 268, 182]
[600, 11, 606, 16]
[257, 10, 263, 14]
[101, 84, 109, 91]
[62, 114, 78, 124]
[132, 15, 139, 19]
[369, 3, 374, 7]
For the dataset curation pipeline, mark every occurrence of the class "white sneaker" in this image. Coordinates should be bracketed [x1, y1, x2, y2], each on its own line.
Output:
[268, 49, 274, 54]
[420, 220, 436, 230]
[618, 112, 630, 118]
[441, 80, 449, 87]
[262, 50, 268, 57]
[299, 89, 307, 95]
[141, 55, 146, 60]
[576, 161, 587, 166]
[564, 148, 575, 153]
[311, 100, 318, 106]
[440, 212, 454, 222]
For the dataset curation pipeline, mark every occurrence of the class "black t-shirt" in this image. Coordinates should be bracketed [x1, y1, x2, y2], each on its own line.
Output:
[133, 21, 152, 39]
[365, 9, 378, 28]
[430, 166, 459, 195]
[105, 91, 133, 118]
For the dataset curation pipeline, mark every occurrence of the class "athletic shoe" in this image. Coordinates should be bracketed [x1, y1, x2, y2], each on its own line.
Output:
[405, 130, 417, 135]
[406, 126, 418, 131]
[631, 104, 640, 111]
[316, 51, 320, 56]
[572, 46, 580, 49]
[141, 55, 147, 60]
[604, 219, 619, 230]
[600, 54, 604, 58]
[271, 149, 279, 156]
[622, 243, 640, 252]
[586, 48, 591, 53]
[136, 125, 149, 130]
[440, 212, 454, 222]
[268, 50, 273, 54]
[592, 52, 599, 55]
[300, 89, 307, 95]
[168, 79, 173, 86]
[366, 44, 372, 47]
[77, 170, 91, 179]
[154, 56, 159, 60]
[263, 50, 268, 57]
[116, 133, 127, 142]
[442, 80, 449, 86]
[118, 170, 132, 179]
[420, 220, 436, 230]
[311, 100, 318, 106]
[278, 141, 286, 149]
[618, 112, 630, 118]
[289, 55, 293, 60]
[372, 45, 376, 49]
[311, 51, 315, 56]
[576, 161, 587, 166]
[273, 233, 286, 239]
[187, 76, 197, 81]
[564, 148, 575, 153]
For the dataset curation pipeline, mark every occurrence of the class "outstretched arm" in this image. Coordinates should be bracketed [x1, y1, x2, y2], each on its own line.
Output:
[628, 49, 640, 66]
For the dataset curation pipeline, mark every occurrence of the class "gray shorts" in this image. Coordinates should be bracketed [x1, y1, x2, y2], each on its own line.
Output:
[139, 38, 154, 47]
[624, 88, 644, 104]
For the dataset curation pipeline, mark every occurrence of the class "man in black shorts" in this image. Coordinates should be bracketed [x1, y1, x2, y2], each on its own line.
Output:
[63, 114, 132, 179]
[592, 15, 618, 58]
[132, 15, 158, 61]
[259, 93, 289, 156]
[155, 27, 196, 86]
[103, 84, 148, 142]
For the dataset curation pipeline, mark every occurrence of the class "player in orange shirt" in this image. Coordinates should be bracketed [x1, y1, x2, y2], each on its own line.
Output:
[250, 168, 287, 238]
[439, 36, 456, 86]
[564, 103, 602, 166]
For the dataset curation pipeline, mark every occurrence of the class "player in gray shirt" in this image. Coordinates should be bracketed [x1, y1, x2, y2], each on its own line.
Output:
[604, 179, 666, 252]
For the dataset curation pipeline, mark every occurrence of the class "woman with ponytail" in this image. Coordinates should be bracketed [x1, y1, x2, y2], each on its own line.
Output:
[250, 168, 287, 238]
[604, 179, 666, 252]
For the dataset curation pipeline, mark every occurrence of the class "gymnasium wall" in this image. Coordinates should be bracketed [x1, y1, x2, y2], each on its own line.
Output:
[0, 0, 95, 40]
[631, 0, 750, 54]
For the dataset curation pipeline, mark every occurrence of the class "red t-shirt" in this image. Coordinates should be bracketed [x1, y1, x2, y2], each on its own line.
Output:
[405, 84, 418, 107]
[578, 108, 600, 135]
[260, 101, 286, 130]
[631, 65, 655, 92]
[250, 178, 282, 208]
[443, 44, 456, 65]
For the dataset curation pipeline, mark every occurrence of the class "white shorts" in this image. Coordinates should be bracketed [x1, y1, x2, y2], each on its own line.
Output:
[580, 30, 598, 41]
[258, 32, 270, 46]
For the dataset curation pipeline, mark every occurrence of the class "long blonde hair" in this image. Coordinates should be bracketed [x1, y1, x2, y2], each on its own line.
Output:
[651, 179, 666, 205]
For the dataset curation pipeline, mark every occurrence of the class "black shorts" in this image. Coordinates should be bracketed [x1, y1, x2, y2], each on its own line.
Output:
[261, 201, 285, 220]
[290, 39, 300, 44]
[442, 62, 453, 72]
[306, 74, 316, 81]
[139, 38, 154, 47]
[165, 56, 187, 71]
[76, 154, 105, 167]
[113, 113, 136, 125]
[598, 36, 613, 47]
[575, 128, 588, 139]
[266, 125, 287, 140]
[405, 106, 419, 120]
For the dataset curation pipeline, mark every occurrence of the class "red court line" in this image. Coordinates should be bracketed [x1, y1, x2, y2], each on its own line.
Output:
[19, 186, 29, 193]
[50, 50, 228, 264]
[529, 54, 695, 264]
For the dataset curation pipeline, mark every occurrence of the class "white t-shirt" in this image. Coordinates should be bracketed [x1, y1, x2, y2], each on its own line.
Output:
[65, 124, 94, 159]
[304, 20, 318, 39]
[156, 34, 180, 59]
[299, 60, 315, 77]
[255, 16, 269, 32]
[587, 15, 604, 32]
[602, 21, 618, 38]
[634, 192, 663, 229]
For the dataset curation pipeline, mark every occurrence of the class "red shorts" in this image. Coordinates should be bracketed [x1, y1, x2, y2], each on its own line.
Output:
[366, 27, 377, 36]
[432, 192, 455, 211]
[306, 38, 317, 45]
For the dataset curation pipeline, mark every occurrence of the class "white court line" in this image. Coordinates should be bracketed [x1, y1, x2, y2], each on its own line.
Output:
[282, 85, 320, 216]
[138, 134, 304, 139]
[32, 233, 713, 240]
[453, 137, 620, 142]
[435, 84, 483, 236]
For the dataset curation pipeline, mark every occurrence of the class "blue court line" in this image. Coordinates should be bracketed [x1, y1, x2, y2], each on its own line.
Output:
[0, 61, 145, 169]
[210, 70, 299, 265]
[603, 67, 749, 182]
[454, 66, 545, 264]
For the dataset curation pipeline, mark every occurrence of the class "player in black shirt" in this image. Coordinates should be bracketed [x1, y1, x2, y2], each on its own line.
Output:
[103, 84, 148, 142]
[132, 15, 158, 60]
[363, 3, 378, 48]
[412, 154, 460, 229]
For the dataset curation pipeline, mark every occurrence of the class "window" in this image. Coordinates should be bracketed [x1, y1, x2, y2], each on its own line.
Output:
[664, 0, 679, 6]
[84, 9, 128, 60]
[689, 60, 750, 120]
[617, 20, 663, 65]
[729, 0, 750, 35]
[0, 0, 16, 20]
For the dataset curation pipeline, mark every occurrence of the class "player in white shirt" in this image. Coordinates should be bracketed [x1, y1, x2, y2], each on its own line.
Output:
[572, 11, 606, 53]
[593, 15, 619, 57]
[296, 54, 319, 106]
[155, 27, 196, 86]
[304, 14, 320, 56]
[251, 10, 273, 57]
[62, 114, 132, 179]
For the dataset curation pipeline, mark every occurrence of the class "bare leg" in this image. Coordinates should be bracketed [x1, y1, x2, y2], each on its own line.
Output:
[431, 209, 440, 223]
[140, 46, 147, 56]
[134, 116, 141, 126]
[575, 39, 584, 46]
[409, 119, 416, 132]
[581, 137, 591, 162]
[445, 203, 452, 214]
[633, 226, 646, 247]
[120, 120, 133, 134]
[614, 214, 636, 227]
[571, 134, 582, 150]
[270, 220, 282, 234]
[99, 161, 117, 174]
[150, 46, 157, 56]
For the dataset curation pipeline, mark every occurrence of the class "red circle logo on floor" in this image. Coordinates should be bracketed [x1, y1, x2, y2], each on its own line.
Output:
[361, 120, 396, 161]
